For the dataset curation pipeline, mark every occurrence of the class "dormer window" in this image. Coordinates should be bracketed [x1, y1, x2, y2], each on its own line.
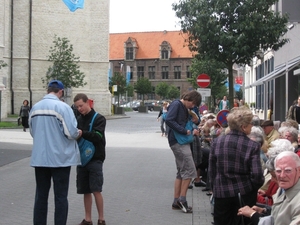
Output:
[124, 37, 138, 61]
[161, 48, 169, 59]
[160, 41, 171, 60]
[126, 47, 133, 60]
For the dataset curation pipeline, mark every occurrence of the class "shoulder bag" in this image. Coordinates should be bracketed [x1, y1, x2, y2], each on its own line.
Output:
[173, 120, 194, 145]
[77, 112, 98, 166]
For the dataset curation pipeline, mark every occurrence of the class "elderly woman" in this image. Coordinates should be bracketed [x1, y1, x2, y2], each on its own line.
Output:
[282, 127, 298, 150]
[209, 106, 264, 225]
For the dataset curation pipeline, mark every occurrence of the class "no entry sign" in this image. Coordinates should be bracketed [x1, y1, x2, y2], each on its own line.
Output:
[197, 74, 210, 88]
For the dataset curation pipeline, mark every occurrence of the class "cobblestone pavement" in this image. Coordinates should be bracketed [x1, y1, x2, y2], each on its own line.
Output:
[0, 111, 213, 225]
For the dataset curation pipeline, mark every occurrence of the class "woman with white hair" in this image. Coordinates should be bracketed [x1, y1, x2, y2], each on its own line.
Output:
[209, 106, 264, 225]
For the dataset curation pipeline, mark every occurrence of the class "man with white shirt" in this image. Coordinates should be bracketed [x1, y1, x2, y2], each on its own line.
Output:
[219, 95, 230, 110]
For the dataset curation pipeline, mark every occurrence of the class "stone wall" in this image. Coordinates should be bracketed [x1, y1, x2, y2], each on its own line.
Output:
[0, 0, 111, 118]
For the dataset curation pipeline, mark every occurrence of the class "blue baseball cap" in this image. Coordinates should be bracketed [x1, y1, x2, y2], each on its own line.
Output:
[48, 80, 64, 90]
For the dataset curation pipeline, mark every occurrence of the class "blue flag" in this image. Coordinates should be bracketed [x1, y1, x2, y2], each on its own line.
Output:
[62, 0, 84, 12]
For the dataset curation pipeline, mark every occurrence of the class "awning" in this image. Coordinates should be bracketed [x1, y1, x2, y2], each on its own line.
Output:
[245, 55, 300, 89]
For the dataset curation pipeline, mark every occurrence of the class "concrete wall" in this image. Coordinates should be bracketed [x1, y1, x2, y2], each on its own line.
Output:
[0, 0, 111, 119]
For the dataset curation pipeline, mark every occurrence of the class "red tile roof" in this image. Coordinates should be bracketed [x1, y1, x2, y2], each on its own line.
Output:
[110, 30, 194, 60]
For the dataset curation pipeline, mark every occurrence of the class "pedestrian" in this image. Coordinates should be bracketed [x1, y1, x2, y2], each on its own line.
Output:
[209, 106, 264, 225]
[219, 95, 230, 110]
[165, 90, 202, 213]
[19, 99, 30, 132]
[286, 99, 298, 122]
[73, 93, 107, 225]
[157, 101, 169, 136]
[29, 80, 82, 225]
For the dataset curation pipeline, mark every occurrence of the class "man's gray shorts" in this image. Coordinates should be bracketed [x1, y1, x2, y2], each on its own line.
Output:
[171, 143, 197, 180]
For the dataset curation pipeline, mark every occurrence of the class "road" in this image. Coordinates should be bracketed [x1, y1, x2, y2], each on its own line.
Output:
[0, 111, 213, 225]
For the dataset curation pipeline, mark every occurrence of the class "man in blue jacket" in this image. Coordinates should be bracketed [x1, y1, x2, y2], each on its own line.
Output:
[166, 90, 202, 213]
[29, 80, 82, 225]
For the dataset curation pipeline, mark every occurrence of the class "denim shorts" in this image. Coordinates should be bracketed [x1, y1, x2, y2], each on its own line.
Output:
[77, 160, 104, 194]
[171, 143, 197, 179]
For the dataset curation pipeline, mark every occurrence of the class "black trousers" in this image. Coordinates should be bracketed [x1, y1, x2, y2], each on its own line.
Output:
[213, 190, 256, 225]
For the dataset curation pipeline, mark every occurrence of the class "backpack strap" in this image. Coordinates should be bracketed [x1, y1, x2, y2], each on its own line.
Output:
[89, 113, 98, 132]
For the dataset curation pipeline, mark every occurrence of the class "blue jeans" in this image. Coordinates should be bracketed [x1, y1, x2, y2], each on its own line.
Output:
[34, 167, 71, 225]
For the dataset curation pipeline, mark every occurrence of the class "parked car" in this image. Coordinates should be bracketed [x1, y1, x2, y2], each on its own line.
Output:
[131, 101, 141, 111]
[144, 102, 154, 111]
[131, 101, 155, 111]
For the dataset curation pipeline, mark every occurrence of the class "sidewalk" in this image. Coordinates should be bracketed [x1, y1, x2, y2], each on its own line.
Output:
[0, 129, 213, 225]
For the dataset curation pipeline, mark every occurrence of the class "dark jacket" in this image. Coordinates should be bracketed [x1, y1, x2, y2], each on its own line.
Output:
[165, 100, 189, 147]
[77, 109, 106, 162]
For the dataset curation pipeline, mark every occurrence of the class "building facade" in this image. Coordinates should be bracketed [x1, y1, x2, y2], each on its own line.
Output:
[244, 1, 300, 121]
[0, 0, 111, 119]
[109, 30, 194, 100]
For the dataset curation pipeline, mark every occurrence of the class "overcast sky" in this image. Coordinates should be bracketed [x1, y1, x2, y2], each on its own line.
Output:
[109, 0, 180, 33]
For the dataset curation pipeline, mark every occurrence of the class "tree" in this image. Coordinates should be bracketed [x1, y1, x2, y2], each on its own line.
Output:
[134, 77, 152, 105]
[155, 82, 170, 99]
[167, 85, 180, 100]
[126, 84, 134, 98]
[109, 72, 127, 106]
[173, 0, 289, 107]
[42, 35, 86, 89]
[188, 56, 228, 106]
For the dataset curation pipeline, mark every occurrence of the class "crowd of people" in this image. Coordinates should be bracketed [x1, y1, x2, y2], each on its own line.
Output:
[27, 84, 300, 225]
[161, 93, 300, 225]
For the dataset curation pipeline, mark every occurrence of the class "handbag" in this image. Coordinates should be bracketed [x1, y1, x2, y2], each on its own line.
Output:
[77, 112, 98, 166]
[17, 117, 21, 126]
[173, 120, 194, 145]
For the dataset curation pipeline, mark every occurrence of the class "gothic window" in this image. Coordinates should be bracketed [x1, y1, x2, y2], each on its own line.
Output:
[160, 41, 171, 60]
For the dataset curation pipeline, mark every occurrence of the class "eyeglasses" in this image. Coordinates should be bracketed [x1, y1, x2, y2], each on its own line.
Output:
[275, 168, 296, 175]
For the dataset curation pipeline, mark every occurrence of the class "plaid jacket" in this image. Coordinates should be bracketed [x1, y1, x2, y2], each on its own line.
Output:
[209, 130, 264, 198]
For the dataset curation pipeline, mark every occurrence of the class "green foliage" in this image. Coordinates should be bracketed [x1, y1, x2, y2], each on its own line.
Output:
[134, 77, 152, 103]
[167, 85, 180, 100]
[42, 35, 86, 89]
[173, 0, 289, 107]
[155, 82, 170, 99]
[126, 84, 134, 97]
[109, 72, 127, 106]
[0, 121, 18, 128]
[188, 56, 228, 104]
[109, 72, 127, 95]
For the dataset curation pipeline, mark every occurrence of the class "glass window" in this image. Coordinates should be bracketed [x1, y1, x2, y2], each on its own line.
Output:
[137, 66, 144, 78]
[174, 66, 181, 79]
[148, 66, 155, 79]
[161, 49, 169, 59]
[162, 66, 169, 79]
[186, 66, 191, 78]
[126, 47, 133, 60]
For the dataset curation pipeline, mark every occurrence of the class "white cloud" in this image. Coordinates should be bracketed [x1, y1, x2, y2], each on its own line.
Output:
[109, 0, 180, 33]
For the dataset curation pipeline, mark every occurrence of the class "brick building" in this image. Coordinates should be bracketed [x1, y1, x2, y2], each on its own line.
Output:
[109, 30, 194, 100]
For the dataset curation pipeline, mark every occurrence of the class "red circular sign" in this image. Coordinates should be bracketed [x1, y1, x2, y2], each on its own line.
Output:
[197, 74, 210, 88]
